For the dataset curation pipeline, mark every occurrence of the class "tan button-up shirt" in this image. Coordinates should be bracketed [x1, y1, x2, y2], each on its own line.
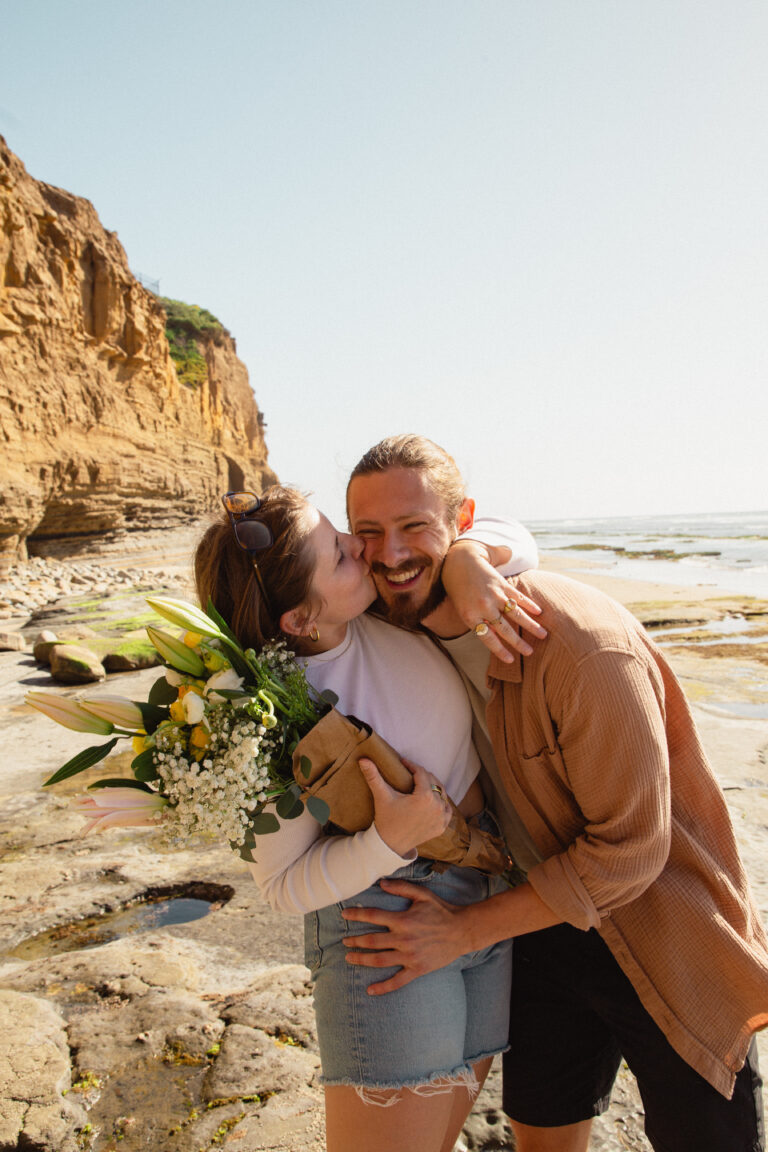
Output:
[485, 570, 768, 1098]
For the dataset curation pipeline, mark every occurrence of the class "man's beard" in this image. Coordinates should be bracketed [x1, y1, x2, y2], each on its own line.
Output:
[369, 560, 448, 629]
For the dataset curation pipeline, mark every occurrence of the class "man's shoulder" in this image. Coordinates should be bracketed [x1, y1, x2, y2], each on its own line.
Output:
[513, 570, 645, 659]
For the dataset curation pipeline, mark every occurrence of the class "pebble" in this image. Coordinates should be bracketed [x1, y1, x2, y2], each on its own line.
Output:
[0, 556, 189, 621]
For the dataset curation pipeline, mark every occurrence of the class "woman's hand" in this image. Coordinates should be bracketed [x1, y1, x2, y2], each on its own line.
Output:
[361, 757, 451, 857]
[441, 540, 547, 663]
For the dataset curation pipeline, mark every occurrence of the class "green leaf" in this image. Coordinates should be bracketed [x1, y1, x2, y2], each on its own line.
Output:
[43, 738, 120, 786]
[234, 827, 258, 861]
[299, 755, 312, 780]
[207, 688, 252, 701]
[148, 677, 178, 707]
[206, 597, 241, 647]
[318, 689, 339, 708]
[275, 789, 303, 820]
[88, 778, 155, 792]
[131, 748, 160, 781]
[135, 701, 169, 734]
[248, 811, 280, 835]
[306, 795, 331, 826]
[218, 641, 253, 682]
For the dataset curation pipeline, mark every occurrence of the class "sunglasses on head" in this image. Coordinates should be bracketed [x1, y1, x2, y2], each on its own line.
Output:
[221, 491, 275, 611]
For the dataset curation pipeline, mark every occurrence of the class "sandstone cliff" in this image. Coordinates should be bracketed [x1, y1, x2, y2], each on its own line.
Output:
[0, 137, 276, 565]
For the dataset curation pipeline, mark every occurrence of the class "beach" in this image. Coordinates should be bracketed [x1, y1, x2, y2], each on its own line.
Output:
[0, 532, 766, 1151]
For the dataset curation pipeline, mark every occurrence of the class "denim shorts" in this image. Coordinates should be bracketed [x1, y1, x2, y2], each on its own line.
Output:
[304, 815, 513, 1091]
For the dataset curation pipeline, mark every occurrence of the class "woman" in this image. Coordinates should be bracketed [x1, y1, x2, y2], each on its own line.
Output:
[194, 485, 532, 1152]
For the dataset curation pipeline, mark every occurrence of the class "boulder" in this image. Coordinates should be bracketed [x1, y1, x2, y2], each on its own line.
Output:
[48, 643, 106, 684]
[0, 630, 28, 651]
[0, 990, 87, 1152]
[33, 629, 60, 663]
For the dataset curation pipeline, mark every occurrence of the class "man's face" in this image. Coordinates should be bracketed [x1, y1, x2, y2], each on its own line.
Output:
[347, 467, 468, 627]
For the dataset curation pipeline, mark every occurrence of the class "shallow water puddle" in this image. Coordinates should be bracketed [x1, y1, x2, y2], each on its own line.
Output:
[9, 882, 233, 960]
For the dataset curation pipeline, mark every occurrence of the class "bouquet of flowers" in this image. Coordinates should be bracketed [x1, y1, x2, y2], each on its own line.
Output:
[28, 596, 517, 877]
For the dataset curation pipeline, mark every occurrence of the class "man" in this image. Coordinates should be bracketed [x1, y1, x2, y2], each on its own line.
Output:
[341, 434, 768, 1152]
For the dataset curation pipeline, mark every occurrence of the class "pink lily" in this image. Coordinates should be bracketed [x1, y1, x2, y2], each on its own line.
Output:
[71, 788, 168, 835]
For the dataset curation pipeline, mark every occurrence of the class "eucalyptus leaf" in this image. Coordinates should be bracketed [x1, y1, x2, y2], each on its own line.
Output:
[299, 755, 312, 780]
[247, 811, 280, 835]
[276, 790, 304, 820]
[43, 738, 120, 787]
[306, 795, 331, 826]
[131, 748, 160, 781]
[235, 827, 257, 861]
[147, 677, 178, 707]
[319, 689, 339, 707]
[135, 701, 169, 734]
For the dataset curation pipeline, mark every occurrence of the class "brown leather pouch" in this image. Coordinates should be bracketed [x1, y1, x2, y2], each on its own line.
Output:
[292, 708, 514, 876]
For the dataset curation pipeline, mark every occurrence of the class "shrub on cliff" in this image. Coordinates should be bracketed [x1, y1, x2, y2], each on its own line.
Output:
[158, 297, 224, 390]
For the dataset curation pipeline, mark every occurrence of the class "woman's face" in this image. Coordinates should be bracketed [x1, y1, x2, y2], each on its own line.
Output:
[305, 508, 376, 639]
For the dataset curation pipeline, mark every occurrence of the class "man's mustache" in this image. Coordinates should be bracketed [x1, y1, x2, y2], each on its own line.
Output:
[371, 558, 433, 577]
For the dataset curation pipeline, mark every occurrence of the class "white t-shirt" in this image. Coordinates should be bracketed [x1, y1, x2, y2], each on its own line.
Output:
[246, 517, 538, 914]
[247, 614, 480, 913]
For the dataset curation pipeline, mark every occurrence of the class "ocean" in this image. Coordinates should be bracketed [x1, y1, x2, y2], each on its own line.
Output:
[530, 510, 768, 601]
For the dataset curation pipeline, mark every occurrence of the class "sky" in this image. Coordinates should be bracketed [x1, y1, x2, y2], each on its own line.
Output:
[2, 1, 766, 528]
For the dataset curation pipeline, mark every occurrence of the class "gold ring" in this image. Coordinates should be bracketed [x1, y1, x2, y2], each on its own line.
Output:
[474, 621, 490, 637]
[491, 615, 504, 626]
[503, 599, 516, 614]
[431, 784, 444, 797]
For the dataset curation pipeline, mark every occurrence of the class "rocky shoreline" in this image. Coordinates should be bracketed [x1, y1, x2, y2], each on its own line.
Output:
[1, 547, 766, 1151]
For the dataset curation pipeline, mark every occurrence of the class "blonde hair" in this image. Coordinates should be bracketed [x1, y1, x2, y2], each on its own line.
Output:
[347, 434, 465, 524]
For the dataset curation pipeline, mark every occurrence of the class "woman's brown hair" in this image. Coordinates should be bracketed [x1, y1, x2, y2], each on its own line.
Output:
[194, 485, 317, 653]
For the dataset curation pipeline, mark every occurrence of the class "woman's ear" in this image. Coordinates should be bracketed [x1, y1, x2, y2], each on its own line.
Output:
[456, 497, 476, 534]
[279, 606, 313, 638]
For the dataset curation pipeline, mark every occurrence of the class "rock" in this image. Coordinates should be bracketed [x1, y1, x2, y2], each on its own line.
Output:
[0, 989, 87, 1152]
[33, 629, 59, 663]
[102, 640, 161, 671]
[0, 135, 277, 567]
[48, 643, 106, 683]
[0, 630, 27, 651]
[202, 1023, 319, 1102]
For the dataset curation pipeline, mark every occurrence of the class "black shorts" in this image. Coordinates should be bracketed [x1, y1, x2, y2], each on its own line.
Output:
[503, 924, 765, 1152]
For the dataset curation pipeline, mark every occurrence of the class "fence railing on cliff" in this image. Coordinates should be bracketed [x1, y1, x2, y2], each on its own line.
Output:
[134, 271, 160, 295]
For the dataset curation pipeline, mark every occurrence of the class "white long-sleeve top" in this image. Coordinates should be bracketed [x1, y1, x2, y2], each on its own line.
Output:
[246, 517, 537, 914]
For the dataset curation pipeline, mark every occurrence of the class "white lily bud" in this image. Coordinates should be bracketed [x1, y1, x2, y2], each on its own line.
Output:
[146, 627, 206, 677]
[80, 696, 145, 730]
[145, 597, 224, 640]
[25, 691, 114, 734]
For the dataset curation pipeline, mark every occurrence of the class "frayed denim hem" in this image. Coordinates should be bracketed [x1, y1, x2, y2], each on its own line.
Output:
[321, 1044, 510, 1108]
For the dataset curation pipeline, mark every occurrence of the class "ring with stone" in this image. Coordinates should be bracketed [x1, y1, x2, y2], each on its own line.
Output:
[474, 621, 490, 637]
[503, 599, 517, 614]
[491, 615, 504, 627]
[431, 784, 444, 797]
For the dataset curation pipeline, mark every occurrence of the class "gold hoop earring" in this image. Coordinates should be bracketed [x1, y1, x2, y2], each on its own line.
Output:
[309, 626, 320, 643]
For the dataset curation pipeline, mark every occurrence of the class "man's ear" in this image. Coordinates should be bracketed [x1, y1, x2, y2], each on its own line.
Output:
[280, 607, 311, 638]
[456, 497, 475, 535]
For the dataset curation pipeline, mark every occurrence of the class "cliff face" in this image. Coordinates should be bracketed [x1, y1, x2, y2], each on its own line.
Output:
[0, 137, 276, 564]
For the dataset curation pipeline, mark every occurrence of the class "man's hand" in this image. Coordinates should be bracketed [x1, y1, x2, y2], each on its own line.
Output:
[341, 879, 469, 995]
